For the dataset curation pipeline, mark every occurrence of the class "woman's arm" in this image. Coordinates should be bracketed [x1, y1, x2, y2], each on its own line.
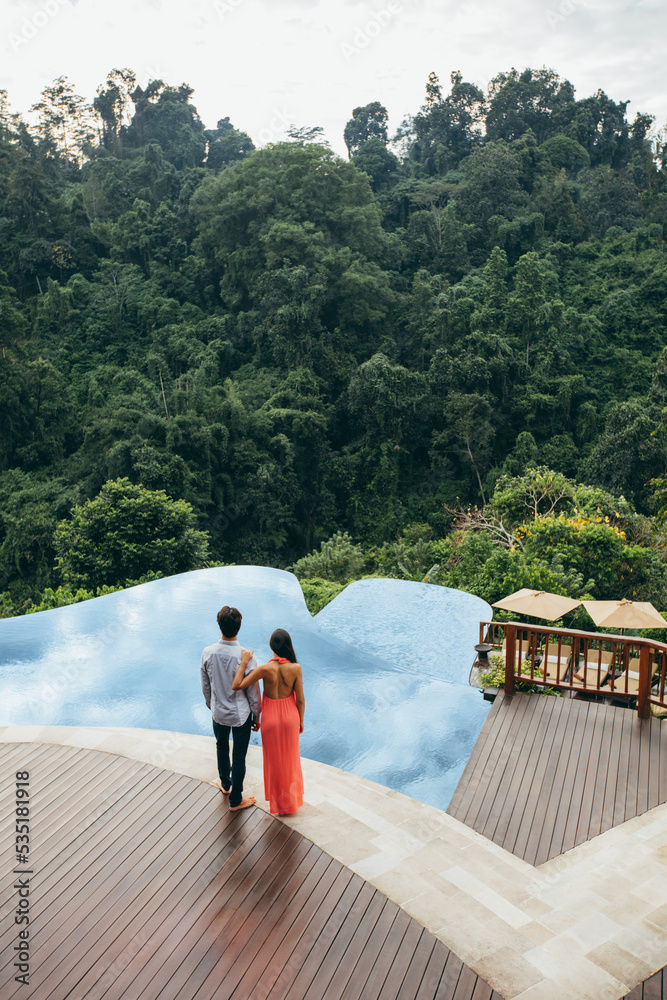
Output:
[232, 649, 267, 690]
[294, 666, 305, 733]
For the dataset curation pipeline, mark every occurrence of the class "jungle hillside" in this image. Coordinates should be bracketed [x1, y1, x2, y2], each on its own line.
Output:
[2, 67, 667, 618]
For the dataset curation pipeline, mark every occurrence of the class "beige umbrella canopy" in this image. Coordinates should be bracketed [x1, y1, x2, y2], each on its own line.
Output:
[581, 598, 667, 630]
[492, 588, 582, 621]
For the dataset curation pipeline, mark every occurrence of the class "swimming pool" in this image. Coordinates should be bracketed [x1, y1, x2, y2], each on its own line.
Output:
[0, 566, 492, 809]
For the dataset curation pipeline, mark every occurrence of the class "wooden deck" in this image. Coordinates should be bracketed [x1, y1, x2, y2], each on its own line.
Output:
[448, 690, 667, 865]
[449, 691, 667, 999]
[0, 742, 502, 1000]
[624, 969, 667, 999]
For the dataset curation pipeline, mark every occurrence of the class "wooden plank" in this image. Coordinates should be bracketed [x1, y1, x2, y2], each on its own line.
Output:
[545, 700, 595, 861]
[605, 707, 631, 831]
[67, 805, 262, 1000]
[571, 701, 608, 849]
[625, 716, 644, 821]
[261, 866, 357, 1000]
[224, 860, 350, 1000]
[499, 695, 557, 855]
[599, 704, 626, 833]
[0, 761, 170, 967]
[659, 721, 667, 806]
[266, 874, 368, 1000]
[586, 702, 619, 839]
[642, 968, 664, 999]
[414, 940, 454, 1000]
[447, 695, 508, 821]
[46, 794, 264, 1000]
[395, 932, 436, 1000]
[613, 710, 634, 827]
[489, 693, 550, 849]
[329, 898, 402, 1000]
[376, 921, 424, 1000]
[201, 836, 317, 1000]
[2, 765, 187, 941]
[449, 693, 667, 866]
[452, 692, 523, 824]
[357, 910, 411, 1000]
[636, 718, 653, 817]
[509, 695, 567, 861]
[127, 812, 293, 1000]
[466, 695, 533, 834]
[433, 951, 465, 1000]
[480, 694, 548, 846]
[470, 977, 495, 1000]
[7, 775, 213, 999]
[452, 964, 482, 1000]
[319, 890, 389, 1000]
[0, 743, 494, 1000]
[0, 752, 155, 880]
[0, 746, 132, 847]
[519, 697, 579, 865]
[225, 850, 334, 1000]
[187, 828, 312, 1000]
[648, 717, 662, 810]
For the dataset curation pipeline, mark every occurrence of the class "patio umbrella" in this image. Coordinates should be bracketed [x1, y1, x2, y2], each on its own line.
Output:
[492, 588, 582, 621]
[581, 598, 667, 630]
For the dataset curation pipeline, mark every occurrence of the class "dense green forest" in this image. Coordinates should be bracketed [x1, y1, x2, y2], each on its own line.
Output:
[2, 66, 667, 617]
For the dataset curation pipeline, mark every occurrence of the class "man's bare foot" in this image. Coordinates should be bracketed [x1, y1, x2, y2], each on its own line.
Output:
[215, 780, 230, 795]
[229, 796, 255, 812]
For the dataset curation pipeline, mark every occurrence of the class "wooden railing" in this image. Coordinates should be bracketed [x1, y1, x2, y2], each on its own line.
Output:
[479, 621, 667, 719]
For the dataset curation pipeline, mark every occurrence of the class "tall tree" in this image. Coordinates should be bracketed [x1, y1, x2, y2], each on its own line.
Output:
[344, 102, 389, 157]
[31, 76, 97, 164]
[93, 68, 136, 156]
[205, 116, 254, 169]
[485, 67, 575, 143]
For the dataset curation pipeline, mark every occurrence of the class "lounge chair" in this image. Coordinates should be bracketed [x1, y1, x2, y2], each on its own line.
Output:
[573, 649, 615, 689]
[501, 631, 541, 665]
[600, 657, 645, 697]
[540, 640, 572, 684]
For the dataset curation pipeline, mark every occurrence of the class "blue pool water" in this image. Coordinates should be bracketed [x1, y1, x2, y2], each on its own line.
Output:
[0, 567, 491, 809]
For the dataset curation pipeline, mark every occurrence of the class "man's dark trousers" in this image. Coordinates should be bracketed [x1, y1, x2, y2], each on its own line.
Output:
[213, 715, 252, 807]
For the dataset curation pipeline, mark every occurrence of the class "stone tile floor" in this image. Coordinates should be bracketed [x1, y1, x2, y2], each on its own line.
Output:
[2, 724, 666, 1000]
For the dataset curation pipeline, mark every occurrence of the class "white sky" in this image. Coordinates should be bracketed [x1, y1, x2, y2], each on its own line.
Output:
[1, 0, 665, 158]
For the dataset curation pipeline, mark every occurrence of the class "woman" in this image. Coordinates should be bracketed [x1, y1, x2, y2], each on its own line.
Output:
[232, 629, 305, 815]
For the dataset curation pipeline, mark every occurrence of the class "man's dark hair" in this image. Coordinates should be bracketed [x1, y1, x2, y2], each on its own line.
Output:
[217, 605, 242, 638]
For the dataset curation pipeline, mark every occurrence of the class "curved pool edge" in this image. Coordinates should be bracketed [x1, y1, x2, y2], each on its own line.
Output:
[0, 567, 493, 812]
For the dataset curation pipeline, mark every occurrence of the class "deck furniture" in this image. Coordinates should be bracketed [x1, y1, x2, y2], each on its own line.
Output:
[500, 631, 541, 663]
[600, 657, 658, 698]
[540, 640, 572, 684]
[573, 648, 615, 689]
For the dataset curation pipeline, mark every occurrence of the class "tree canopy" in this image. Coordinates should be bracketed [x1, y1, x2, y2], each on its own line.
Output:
[1, 65, 667, 616]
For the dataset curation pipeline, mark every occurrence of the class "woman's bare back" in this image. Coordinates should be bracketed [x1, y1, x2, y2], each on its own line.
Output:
[262, 660, 301, 700]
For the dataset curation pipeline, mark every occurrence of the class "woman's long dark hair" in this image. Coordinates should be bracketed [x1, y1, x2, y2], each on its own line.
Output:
[270, 628, 297, 663]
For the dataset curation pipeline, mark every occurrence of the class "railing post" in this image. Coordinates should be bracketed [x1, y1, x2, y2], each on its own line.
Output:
[637, 645, 651, 719]
[505, 625, 516, 697]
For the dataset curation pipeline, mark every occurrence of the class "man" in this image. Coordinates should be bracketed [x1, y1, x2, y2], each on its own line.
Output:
[200, 605, 260, 811]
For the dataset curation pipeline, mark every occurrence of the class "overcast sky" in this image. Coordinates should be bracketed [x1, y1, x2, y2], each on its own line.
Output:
[1, 0, 665, 157]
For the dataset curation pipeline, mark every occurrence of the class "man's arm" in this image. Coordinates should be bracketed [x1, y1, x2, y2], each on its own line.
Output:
[200, 653, 211, 709]
[245, 656, 261, 717]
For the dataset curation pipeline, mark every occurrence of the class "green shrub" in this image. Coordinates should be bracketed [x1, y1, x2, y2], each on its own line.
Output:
[291, 532, 366, 583]
[299, 577, 344, 614]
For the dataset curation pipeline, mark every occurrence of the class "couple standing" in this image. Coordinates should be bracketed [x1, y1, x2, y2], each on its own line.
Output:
[200, 605, 305, 815]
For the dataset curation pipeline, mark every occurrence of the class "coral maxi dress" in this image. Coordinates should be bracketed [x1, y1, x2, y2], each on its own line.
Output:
[261, 657, 304, 815]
